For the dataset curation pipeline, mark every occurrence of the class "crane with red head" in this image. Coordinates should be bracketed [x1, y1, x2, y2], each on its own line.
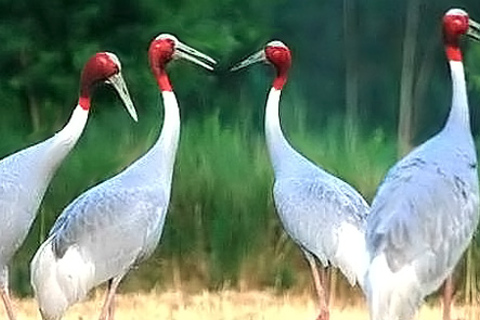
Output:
[30, 34, 215, 320]
[365, 8, 480, 320]
[231, 41, 370, 320]
[0, 52, 136, 320]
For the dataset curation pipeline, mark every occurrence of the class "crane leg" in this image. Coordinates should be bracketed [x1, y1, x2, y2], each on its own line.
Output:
[442, 275, 453, 320]
[303, 251, 329, 320]
[98, 276, 123, 320]
[0, 285, 16, 320]
[319, 267, 330, 306]
[108, 281, 116, 320]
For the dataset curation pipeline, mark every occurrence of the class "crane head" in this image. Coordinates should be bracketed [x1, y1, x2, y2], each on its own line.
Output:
[443, 9, 480, 43]
[80, 52, 138, 121]
[230, 41, 291, 90]
[230, 41, 291, 73]
[148, 34, 216, 71]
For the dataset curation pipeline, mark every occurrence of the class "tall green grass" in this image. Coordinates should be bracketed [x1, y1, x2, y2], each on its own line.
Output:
[119, 101, 397, 294]
[8, 96, 397, 297]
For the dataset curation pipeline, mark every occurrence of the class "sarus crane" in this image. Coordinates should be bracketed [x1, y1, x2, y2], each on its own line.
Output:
[0, 52, 137, 320]
[231, 41, 370, 320]
[365, 8, 480, 320]
[30, 34, 216, 320]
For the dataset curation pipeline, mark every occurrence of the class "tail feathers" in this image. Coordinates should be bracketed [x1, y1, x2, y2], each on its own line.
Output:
[31, 237, 94, 320]
[333, 223, 370, 290]
[336, 261, 357, 287]
[366, 253, 423, 320]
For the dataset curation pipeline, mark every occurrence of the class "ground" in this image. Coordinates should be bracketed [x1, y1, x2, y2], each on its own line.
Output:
[5, 290, 477, 320]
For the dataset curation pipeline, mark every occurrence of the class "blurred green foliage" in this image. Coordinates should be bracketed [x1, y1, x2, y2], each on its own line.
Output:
[1, 0, 480, 303]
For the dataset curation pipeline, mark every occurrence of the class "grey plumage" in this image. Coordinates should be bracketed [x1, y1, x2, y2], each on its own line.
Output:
[50, 166, 169, 281]
[267, 89, 370, 288]
[1, 53, 135, 319]
[367, 133, 478, 280]
[30, 35, 216, 320]
[365, 9, 480, 319]
[365, 117, 479, 319]
[0, 104, 89, 320]
[30, 92, 179, 320]
[0, 127, 82, 281]
[230, 41, 371, 320]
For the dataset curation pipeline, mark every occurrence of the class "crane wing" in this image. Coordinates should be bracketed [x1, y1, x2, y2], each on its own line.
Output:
[273, 173, 369, 284]
[50, 178, 168, 284]
[0, 178, 30, 260]
[367, 151, 479, 279]
[0, 141, 58, 263]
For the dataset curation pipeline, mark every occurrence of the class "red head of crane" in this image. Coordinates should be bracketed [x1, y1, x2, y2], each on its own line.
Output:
[232, 41, 370, 320]
[0, 52, 136, 320]
[30, 34, 215, 320]
[365, 8, 480, 320]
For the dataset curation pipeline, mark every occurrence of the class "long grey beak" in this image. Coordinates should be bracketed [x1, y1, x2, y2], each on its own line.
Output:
[230, 50, 266, 72]
[468, 19, 480, 41]
[175, 41, 217, 71]
[107, 72, 138, 122]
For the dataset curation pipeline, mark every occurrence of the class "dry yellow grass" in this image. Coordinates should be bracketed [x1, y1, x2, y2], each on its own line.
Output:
[5, 290, 478, 320]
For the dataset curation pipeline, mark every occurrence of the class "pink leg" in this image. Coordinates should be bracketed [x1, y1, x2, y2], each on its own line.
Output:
[304, 251, 329, 320]
[443, 276, 453, 320]
[108, 289, 116, 320]
[319, 267, 330, 307]
[0, 285, 16, 320]
[98, 277, 122, 320]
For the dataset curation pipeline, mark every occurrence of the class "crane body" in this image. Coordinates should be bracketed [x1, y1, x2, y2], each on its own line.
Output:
[31, 35, 215, 320]
[32, 130, 172, 318]
[0, 52, 136, 320]
[365, 9, 480, 320]
[1, 106, 87, 272]
[232, 42, 369, 320]
[266, 89, 369, 286]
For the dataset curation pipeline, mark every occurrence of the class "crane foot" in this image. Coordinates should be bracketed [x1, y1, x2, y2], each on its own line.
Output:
[315, 309, 329, 320]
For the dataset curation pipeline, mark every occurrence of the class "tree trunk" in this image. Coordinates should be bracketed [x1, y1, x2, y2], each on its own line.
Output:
[19, 48, 41, 134]
[397, 0, 420, 157]
[412, 37, 436, 136]
[343, 0, 359, 151]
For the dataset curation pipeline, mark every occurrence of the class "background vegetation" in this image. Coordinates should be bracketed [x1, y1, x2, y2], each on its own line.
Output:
[2, 0, 480, 305]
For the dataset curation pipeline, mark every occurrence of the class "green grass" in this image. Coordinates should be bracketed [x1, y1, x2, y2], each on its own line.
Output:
[6, 96, 398, 297]
[118, 102, 398, 294]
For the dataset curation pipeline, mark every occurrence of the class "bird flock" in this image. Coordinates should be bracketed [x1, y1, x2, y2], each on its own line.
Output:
[0, 7, 479, 320]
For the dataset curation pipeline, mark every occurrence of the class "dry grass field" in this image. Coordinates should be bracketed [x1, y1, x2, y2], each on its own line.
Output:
[6, 290, 479, 320]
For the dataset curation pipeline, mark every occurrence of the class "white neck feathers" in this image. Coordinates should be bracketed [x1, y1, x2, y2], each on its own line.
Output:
[46, 106, 88, 170]
[55, 106, 89, 144]
[157, 91, 180, 151]
[31, 105, 88, 192]
[265, 88, 301, 176]
[145, 90, 181, 185]
[444, 60, 471, 133]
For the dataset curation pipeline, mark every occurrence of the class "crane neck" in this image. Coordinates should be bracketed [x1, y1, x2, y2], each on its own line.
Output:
[138, 90, 180, 187]
[155, 90, 180, 151]
[265, 88, 304, 177]
[153, 66, 173, 92]
[443, 60, 471, 134]
[51, 105, 88, 160]
[273, 68, 288, 90]
[35, 105, 88, 185]
[57, 104, 89, 141]
[444, 40, 462, 62]
[78, 94, 91, 110]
